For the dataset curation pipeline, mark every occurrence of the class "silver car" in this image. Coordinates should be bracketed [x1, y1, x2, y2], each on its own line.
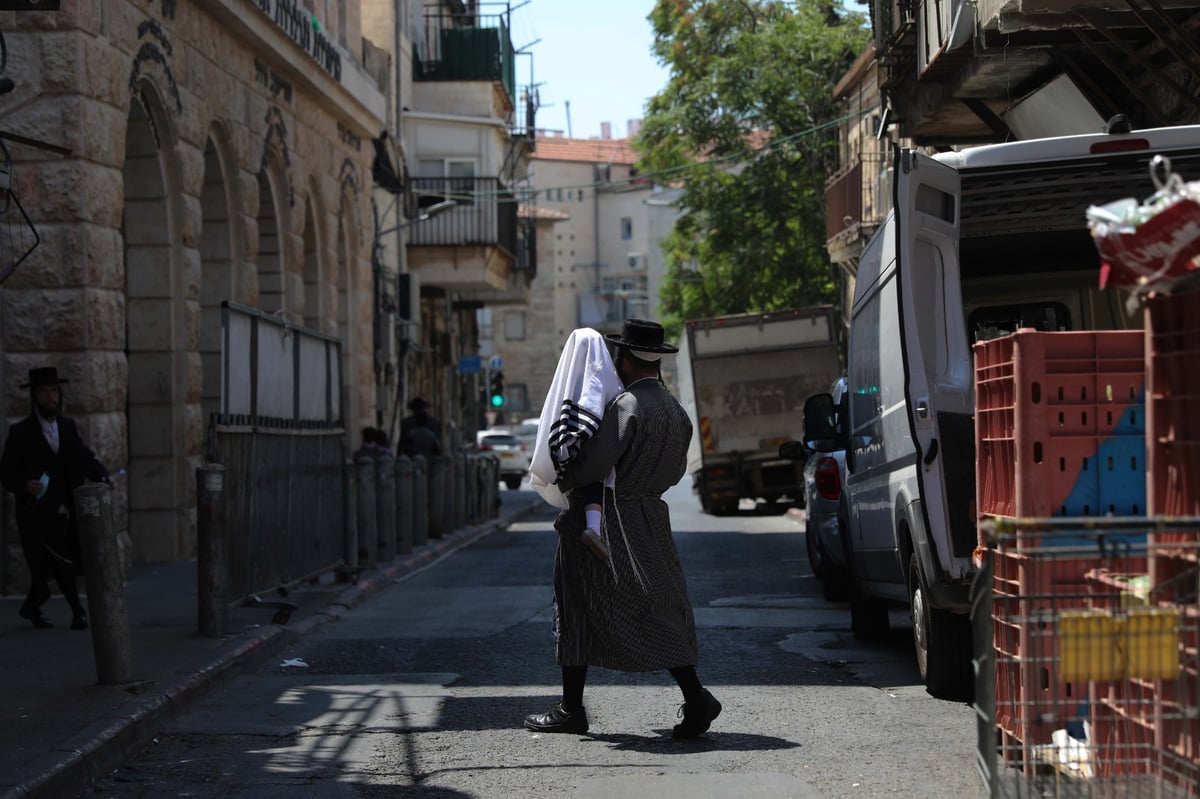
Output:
[781, 377, 849, 600]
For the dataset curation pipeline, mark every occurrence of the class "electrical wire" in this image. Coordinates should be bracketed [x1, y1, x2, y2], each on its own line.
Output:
[422, 104, 881, 203]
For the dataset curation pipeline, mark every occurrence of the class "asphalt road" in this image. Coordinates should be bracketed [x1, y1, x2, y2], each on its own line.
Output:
[92, 481, 989, 799]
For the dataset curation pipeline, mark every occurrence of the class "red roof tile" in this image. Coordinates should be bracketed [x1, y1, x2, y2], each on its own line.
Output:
[533, 136, 639, 165]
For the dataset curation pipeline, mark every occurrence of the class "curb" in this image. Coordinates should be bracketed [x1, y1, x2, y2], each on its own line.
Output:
[2, 499, 541, 799]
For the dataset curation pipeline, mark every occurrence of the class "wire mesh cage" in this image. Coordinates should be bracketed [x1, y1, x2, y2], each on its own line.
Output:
[974, 516, 1199, 799]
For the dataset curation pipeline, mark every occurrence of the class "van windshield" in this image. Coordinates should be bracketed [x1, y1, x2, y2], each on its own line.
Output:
[968, 302, 1071, 343]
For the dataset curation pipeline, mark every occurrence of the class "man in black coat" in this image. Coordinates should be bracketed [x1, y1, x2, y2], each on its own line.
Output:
[1, 367, 110, 629]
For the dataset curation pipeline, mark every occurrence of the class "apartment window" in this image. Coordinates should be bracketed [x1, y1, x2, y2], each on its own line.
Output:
[447, 160, 475, 206]
[620, 217, 633, 240]
[556, 188, 563, 201]
[417, 158, 476, 207]
[577, 189, 584, 202]
[504, 310, 526, 340]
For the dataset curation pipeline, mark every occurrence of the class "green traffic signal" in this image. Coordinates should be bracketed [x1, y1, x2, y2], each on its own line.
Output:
[489, 369, 505, 408]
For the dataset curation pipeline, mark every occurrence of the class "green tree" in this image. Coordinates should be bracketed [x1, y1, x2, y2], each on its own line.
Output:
[638, 0, 869, 334]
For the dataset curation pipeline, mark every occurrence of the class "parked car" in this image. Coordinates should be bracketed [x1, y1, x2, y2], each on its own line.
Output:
[781, 378, 849, 601]
[511, 418, 539, 456]
[476, 430, 529, 490]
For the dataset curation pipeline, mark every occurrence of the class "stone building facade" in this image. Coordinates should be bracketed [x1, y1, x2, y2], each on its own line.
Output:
[0, 0, 386, 590]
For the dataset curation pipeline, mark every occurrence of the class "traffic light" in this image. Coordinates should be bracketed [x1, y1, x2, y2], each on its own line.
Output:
[489, 370, 505, 408]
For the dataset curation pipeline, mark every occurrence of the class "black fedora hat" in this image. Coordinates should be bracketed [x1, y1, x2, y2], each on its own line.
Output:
[605, 319, 679, 354]
[20, 366, 69, 389]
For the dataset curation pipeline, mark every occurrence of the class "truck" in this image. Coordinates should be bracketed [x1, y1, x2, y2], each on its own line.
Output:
[675, 307, 842, 515]
[801, 124, 1200, 699]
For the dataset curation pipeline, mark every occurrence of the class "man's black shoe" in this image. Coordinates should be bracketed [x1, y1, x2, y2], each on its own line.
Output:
[71, 612, 89, 630]
[672, 688, 721, 739]
[524, 702, 589, 734]
[19, 607, 53, 629]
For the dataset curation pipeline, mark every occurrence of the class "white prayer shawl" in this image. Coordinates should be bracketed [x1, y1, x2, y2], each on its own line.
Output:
[529, 328, 623, 509]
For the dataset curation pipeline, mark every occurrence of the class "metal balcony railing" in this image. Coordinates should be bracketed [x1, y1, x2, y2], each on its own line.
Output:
[511, 84, 537, 142]
[413, 10, 516, 102]
[408, 177, 517, 259]
[825, 153, 893, 242]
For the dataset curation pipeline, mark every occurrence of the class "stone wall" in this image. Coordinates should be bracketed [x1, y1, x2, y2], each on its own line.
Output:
[0, 0, 385, 589]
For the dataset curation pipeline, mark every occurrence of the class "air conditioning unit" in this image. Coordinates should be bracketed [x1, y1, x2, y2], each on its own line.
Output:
[627, 253, 645, 271]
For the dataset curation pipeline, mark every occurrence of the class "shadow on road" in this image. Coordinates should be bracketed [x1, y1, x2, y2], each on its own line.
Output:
[587, 730, 801, 753]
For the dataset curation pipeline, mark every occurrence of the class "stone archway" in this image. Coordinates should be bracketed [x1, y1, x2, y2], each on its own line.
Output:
[302, 197, 322, 331]
[199, 130, 238, 422]
[256, 165, 287, 317]
[122, 87, 186, 562]
[336, 195, 360, 433]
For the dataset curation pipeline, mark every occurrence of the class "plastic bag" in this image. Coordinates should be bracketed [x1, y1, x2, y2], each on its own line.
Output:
[1086, 155, 1200, 298]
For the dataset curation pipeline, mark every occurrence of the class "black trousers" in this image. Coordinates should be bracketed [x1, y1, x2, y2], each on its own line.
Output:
[19, 523, 84, 616]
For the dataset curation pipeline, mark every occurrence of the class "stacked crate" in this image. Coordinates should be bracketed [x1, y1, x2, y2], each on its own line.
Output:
[1102, 287, 1200, 792]
[974, 329, 1148, 766]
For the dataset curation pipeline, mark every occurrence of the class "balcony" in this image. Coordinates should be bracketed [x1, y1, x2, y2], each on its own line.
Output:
[413, 9, 516, 106]
[825, 153, 892, 262]
[874, 0, 1200, 143]
[406, 177, 521, 293]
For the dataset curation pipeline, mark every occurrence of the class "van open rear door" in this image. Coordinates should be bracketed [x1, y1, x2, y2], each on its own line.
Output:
[895, 150, 977, 583]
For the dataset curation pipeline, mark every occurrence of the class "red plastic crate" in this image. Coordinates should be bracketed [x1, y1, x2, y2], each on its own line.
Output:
[975, 330, 1147, 525]
[1080, 552, 1199, 792]
[1145, 288, 1200, 524]
[990, 547, 1139, 758]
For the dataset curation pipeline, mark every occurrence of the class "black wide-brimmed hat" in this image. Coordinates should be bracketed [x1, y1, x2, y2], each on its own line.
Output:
[20, 366, 69, 389]
[605, 319, 679, 354]
[408, 397, 428, 412]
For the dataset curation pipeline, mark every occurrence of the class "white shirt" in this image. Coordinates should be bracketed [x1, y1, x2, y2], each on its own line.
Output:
[39, 416, 60, 454]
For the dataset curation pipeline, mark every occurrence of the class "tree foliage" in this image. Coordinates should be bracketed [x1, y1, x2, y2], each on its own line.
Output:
[637, 0, 869, 335]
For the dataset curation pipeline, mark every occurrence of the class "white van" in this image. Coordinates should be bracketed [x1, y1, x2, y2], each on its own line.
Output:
[803, 124, 1200, 698]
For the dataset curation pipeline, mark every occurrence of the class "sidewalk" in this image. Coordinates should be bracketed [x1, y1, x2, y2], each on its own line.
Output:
[0, 491, 542, 799]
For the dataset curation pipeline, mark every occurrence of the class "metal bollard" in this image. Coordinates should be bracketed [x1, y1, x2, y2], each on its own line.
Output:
[74, 483, 132, 685]
[466, 453, 479, 523]
[197, 464, 229, 638]
[427, 454, 449, 539]
[452, 450, 467, 531]
[411, 455, 429, 546]
[375, 456, 397, 563]
[355, 456, 378, 567]
[394, 454, 414, 556]
[488, 455, 501, 517]
[341, 458, 358, 579]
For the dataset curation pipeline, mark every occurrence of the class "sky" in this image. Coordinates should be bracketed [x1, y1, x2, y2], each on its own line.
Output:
[509, 1, 670, 141]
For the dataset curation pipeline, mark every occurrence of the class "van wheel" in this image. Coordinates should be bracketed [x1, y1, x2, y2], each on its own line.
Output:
[504, 476, 522, 490]
[909, 553, 973, 700]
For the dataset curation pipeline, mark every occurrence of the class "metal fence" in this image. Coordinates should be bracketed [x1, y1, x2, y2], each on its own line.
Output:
[199, 304, 505, 633]
[208, 302, 347, 607]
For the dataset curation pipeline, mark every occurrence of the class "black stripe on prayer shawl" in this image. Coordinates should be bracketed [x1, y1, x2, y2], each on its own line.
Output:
[548, 399, 602, 474]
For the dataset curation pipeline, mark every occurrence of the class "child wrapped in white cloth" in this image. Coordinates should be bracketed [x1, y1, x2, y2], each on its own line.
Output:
[528, 328, 623, 561]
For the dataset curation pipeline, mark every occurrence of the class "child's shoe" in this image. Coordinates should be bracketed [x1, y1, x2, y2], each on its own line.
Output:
[580, 527, 609, 561]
